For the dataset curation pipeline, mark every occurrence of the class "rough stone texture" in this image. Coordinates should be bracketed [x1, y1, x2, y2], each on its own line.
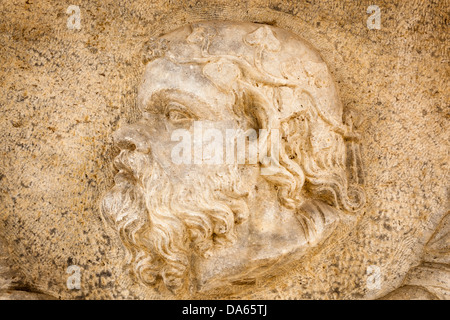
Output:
[382, 212, 449, 300]
[100, 21, 368, 296]
[0, 0, 448, 299]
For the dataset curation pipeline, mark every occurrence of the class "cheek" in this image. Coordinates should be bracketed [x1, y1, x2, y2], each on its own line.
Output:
[148, 131, 177, 165]
[146, 118, 246, 180]
[146, 119, 195, 169]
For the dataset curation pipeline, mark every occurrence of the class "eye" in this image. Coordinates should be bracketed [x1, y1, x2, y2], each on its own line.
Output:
[167, 109, 191, 122]
[165, 102, 195, 123]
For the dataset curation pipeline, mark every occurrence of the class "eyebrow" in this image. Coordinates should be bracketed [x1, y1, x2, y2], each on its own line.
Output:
[144, 89, 219, 119]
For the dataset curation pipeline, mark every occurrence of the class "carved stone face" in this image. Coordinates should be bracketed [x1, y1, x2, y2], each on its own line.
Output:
[101, 21, 365, 295]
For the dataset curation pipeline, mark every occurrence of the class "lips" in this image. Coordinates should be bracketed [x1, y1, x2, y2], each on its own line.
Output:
[113, 170, 135, 185]
[113, 149, 133, 172]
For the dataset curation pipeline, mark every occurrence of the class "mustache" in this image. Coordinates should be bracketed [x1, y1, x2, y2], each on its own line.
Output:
[102, 147, 251, 293]
[113, 149, 154, 184]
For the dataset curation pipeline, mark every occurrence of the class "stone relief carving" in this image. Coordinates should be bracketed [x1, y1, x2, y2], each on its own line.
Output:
[382, 213, 450, 300]
[0, 0, 447, 299]
[100, 21, 366, 295]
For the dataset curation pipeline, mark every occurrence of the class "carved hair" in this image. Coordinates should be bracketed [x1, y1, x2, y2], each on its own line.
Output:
[102, 22, 366, 293]
[101, 150, 248, 293]
[157, 23, 366, 212]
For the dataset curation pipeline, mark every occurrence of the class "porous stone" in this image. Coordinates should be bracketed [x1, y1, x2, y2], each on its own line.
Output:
[0, 0, 448, 300]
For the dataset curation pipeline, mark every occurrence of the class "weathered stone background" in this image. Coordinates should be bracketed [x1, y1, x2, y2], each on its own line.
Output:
[0, 0, 448, 299]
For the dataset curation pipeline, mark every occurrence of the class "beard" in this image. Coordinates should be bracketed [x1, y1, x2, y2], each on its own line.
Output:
[100, 149, 249, 293]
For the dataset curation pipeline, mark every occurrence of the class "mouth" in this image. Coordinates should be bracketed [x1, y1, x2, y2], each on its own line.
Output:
[113, 149, 139, 185]
[113, 169, 136, 185]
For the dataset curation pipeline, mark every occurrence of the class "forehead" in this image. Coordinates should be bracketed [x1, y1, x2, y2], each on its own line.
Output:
[137, 58, 235, 118]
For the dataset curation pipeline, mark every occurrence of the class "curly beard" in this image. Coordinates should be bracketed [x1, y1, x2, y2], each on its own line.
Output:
[100, 149, 249, 293]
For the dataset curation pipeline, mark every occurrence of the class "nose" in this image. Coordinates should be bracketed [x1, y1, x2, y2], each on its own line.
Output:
[113, 123, 153, 153]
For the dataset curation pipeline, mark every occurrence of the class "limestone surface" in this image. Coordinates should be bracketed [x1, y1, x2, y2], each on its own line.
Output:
[0, 0, 448, 300]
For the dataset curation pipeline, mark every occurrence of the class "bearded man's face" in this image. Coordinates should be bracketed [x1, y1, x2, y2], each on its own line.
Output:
[101, 58, 252, 292]
[101, 22, 365, 295]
